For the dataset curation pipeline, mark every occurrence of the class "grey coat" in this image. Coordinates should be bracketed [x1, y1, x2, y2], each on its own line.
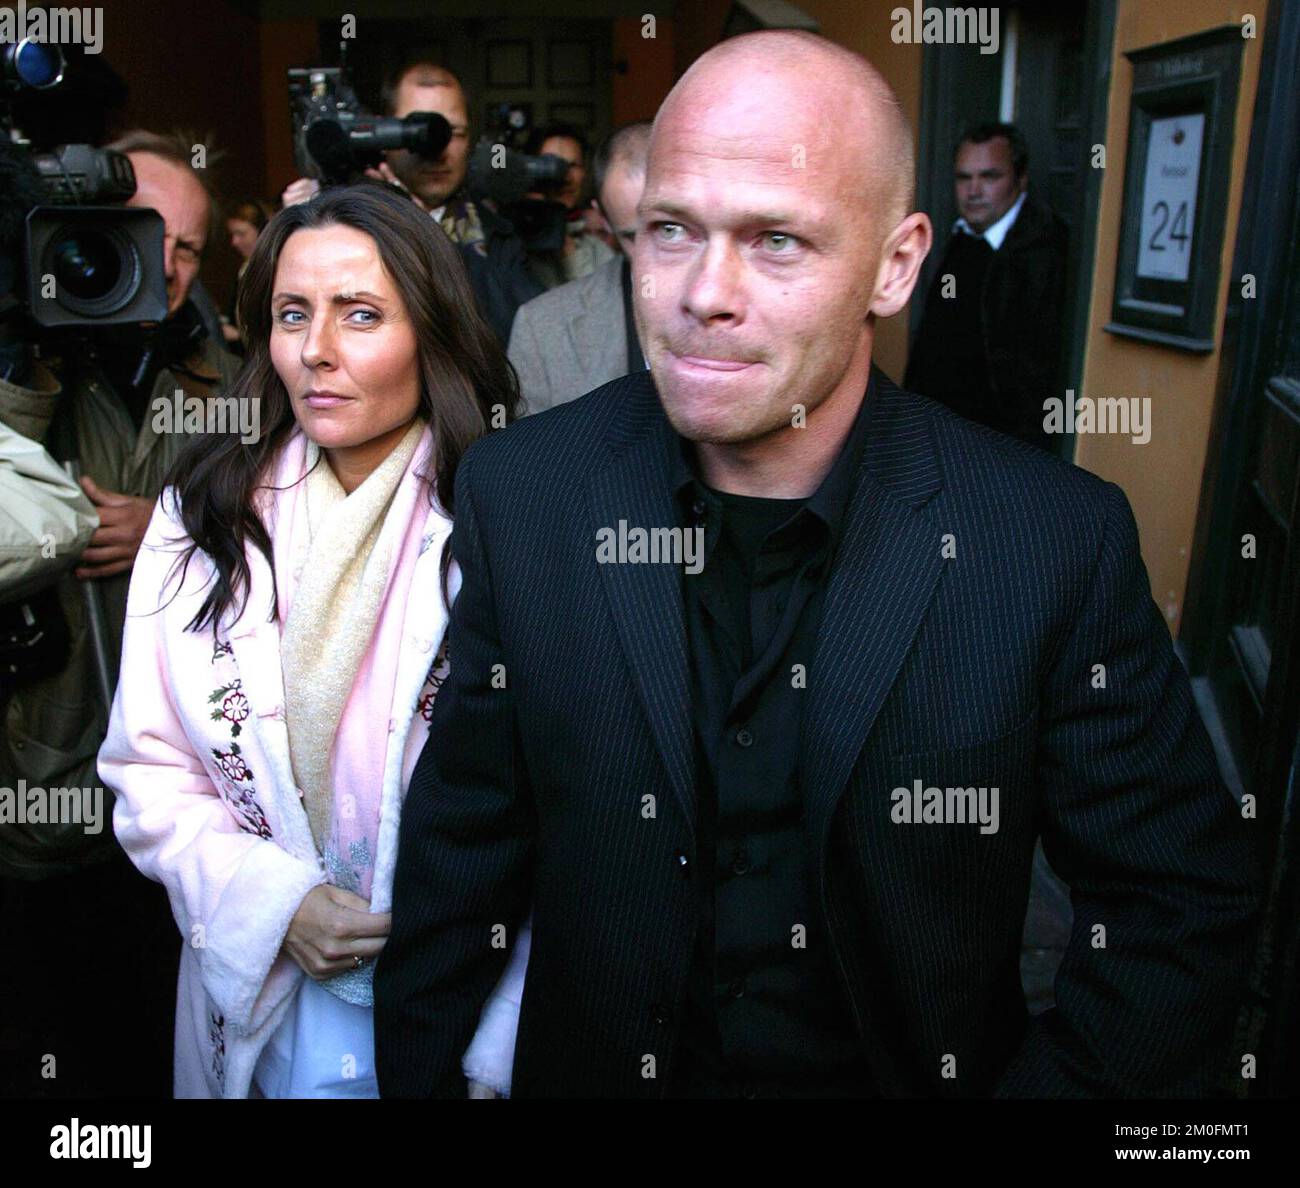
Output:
[507, 256, 635, 416]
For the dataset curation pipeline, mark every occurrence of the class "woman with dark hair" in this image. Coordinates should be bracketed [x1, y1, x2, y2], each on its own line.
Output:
[98, 183, 529, 1098]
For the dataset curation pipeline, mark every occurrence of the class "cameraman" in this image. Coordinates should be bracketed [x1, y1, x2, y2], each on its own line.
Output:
[283, 56, 541, 343]
[0, 129, 236, 1096]
[520, 123, 614, 291]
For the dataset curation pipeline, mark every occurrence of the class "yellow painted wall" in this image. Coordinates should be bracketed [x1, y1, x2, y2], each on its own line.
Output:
[1076, 1, 1267, 633]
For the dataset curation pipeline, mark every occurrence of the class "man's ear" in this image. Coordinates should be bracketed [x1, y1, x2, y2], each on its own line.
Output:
[869, 212, 933, 319]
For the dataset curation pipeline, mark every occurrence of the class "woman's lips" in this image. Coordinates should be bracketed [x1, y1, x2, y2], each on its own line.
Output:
[303, 391, 353, 408]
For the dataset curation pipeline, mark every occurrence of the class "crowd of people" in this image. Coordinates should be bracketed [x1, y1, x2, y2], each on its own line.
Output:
[0, 29, 1255, 1101]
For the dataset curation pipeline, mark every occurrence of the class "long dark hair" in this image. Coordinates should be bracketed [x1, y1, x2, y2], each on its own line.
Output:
[166, 182, 519, 633]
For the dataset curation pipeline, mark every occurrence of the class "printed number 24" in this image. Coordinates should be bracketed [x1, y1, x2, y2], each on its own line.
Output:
[1148, 200, 1190, 252]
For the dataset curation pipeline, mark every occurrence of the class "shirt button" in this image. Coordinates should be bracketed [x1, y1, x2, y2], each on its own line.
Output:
[732, 849, 752, 876]
[674, 850, 690, 873]
[691, 498, 706, 518]
[728, 978, 746, 999]
[734, 727, 754, 747]
[649, 1002, 671, 1026]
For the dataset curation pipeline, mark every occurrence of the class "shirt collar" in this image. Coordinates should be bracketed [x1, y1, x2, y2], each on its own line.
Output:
[953, 189, 1026, 251]
[669, 369, 876, 545]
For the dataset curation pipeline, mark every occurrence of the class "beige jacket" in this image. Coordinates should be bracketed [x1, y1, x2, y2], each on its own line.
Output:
[0, 337, 239, 878]
[0, 419, 97, 603]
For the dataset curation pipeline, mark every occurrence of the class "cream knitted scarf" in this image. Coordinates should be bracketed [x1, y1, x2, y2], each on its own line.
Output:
[280, 418, 425, 851]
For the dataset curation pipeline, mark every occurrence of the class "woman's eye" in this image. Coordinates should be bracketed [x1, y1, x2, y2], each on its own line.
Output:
[346, 309, 380, 325]
[275, 309, 305, 326]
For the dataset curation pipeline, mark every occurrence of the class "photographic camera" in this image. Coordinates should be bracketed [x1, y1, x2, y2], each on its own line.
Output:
[466, 138, 570, 206]
[289, 45, 452, 185]
[24, 145, 167, 328]
[2, 40, 167, 333]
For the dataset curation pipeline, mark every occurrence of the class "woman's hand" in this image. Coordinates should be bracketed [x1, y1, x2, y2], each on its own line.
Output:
[283, 884, 390, 979]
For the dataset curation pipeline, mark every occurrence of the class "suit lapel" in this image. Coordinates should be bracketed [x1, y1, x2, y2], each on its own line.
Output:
[585, 380, 694, 833]
[802, 375, 947, 868]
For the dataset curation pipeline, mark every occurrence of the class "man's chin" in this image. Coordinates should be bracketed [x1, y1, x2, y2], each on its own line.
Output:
[658, 391, 789, 448]
[418, 186, 454, 209]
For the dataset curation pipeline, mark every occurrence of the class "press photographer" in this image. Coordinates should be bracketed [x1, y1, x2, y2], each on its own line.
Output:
[518, 122, 614, 290]
[283, 48, 544, 343]
[0, 52, 236, 1093]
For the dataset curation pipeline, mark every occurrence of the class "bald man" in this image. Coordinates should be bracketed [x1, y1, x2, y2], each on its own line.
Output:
[376, 32, 1255, 1099]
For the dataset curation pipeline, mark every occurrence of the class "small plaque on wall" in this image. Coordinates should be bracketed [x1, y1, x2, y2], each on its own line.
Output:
[1105, 26, 1243, 353]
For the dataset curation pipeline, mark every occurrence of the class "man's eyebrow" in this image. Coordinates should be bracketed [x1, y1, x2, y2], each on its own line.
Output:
[639, 200, 804, 227]
[639, 199, 693, 220]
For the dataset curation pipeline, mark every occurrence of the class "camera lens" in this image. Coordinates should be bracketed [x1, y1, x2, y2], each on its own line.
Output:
[2, 40, 65, 89]
[54, 232, 121, 300]
[44, 226, 143, 317]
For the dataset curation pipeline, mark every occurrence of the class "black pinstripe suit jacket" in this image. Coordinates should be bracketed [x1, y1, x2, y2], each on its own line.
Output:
[374, 366, 1258, 1098]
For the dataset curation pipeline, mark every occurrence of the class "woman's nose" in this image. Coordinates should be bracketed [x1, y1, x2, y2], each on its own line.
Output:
[301, 320, 336, 368]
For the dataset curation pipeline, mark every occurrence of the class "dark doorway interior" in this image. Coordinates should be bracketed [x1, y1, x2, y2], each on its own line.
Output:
[316, 16, 614, 158]
[1182, 0, 1300, 1097]
[912, 1, 1113, 464]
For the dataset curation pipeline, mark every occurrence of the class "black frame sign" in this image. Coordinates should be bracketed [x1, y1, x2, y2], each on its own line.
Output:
[1106, 26, 1243, 352]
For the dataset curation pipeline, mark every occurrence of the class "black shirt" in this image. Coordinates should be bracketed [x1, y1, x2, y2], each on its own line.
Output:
[665, 376, 878, 1098]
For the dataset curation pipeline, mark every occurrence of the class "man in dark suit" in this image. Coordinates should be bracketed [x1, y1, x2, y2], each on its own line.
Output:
[905, 123, 1068, 451]
[375, 30, 1257, 1098]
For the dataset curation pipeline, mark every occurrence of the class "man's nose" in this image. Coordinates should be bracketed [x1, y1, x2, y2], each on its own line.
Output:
[682, 239, 743, 324]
